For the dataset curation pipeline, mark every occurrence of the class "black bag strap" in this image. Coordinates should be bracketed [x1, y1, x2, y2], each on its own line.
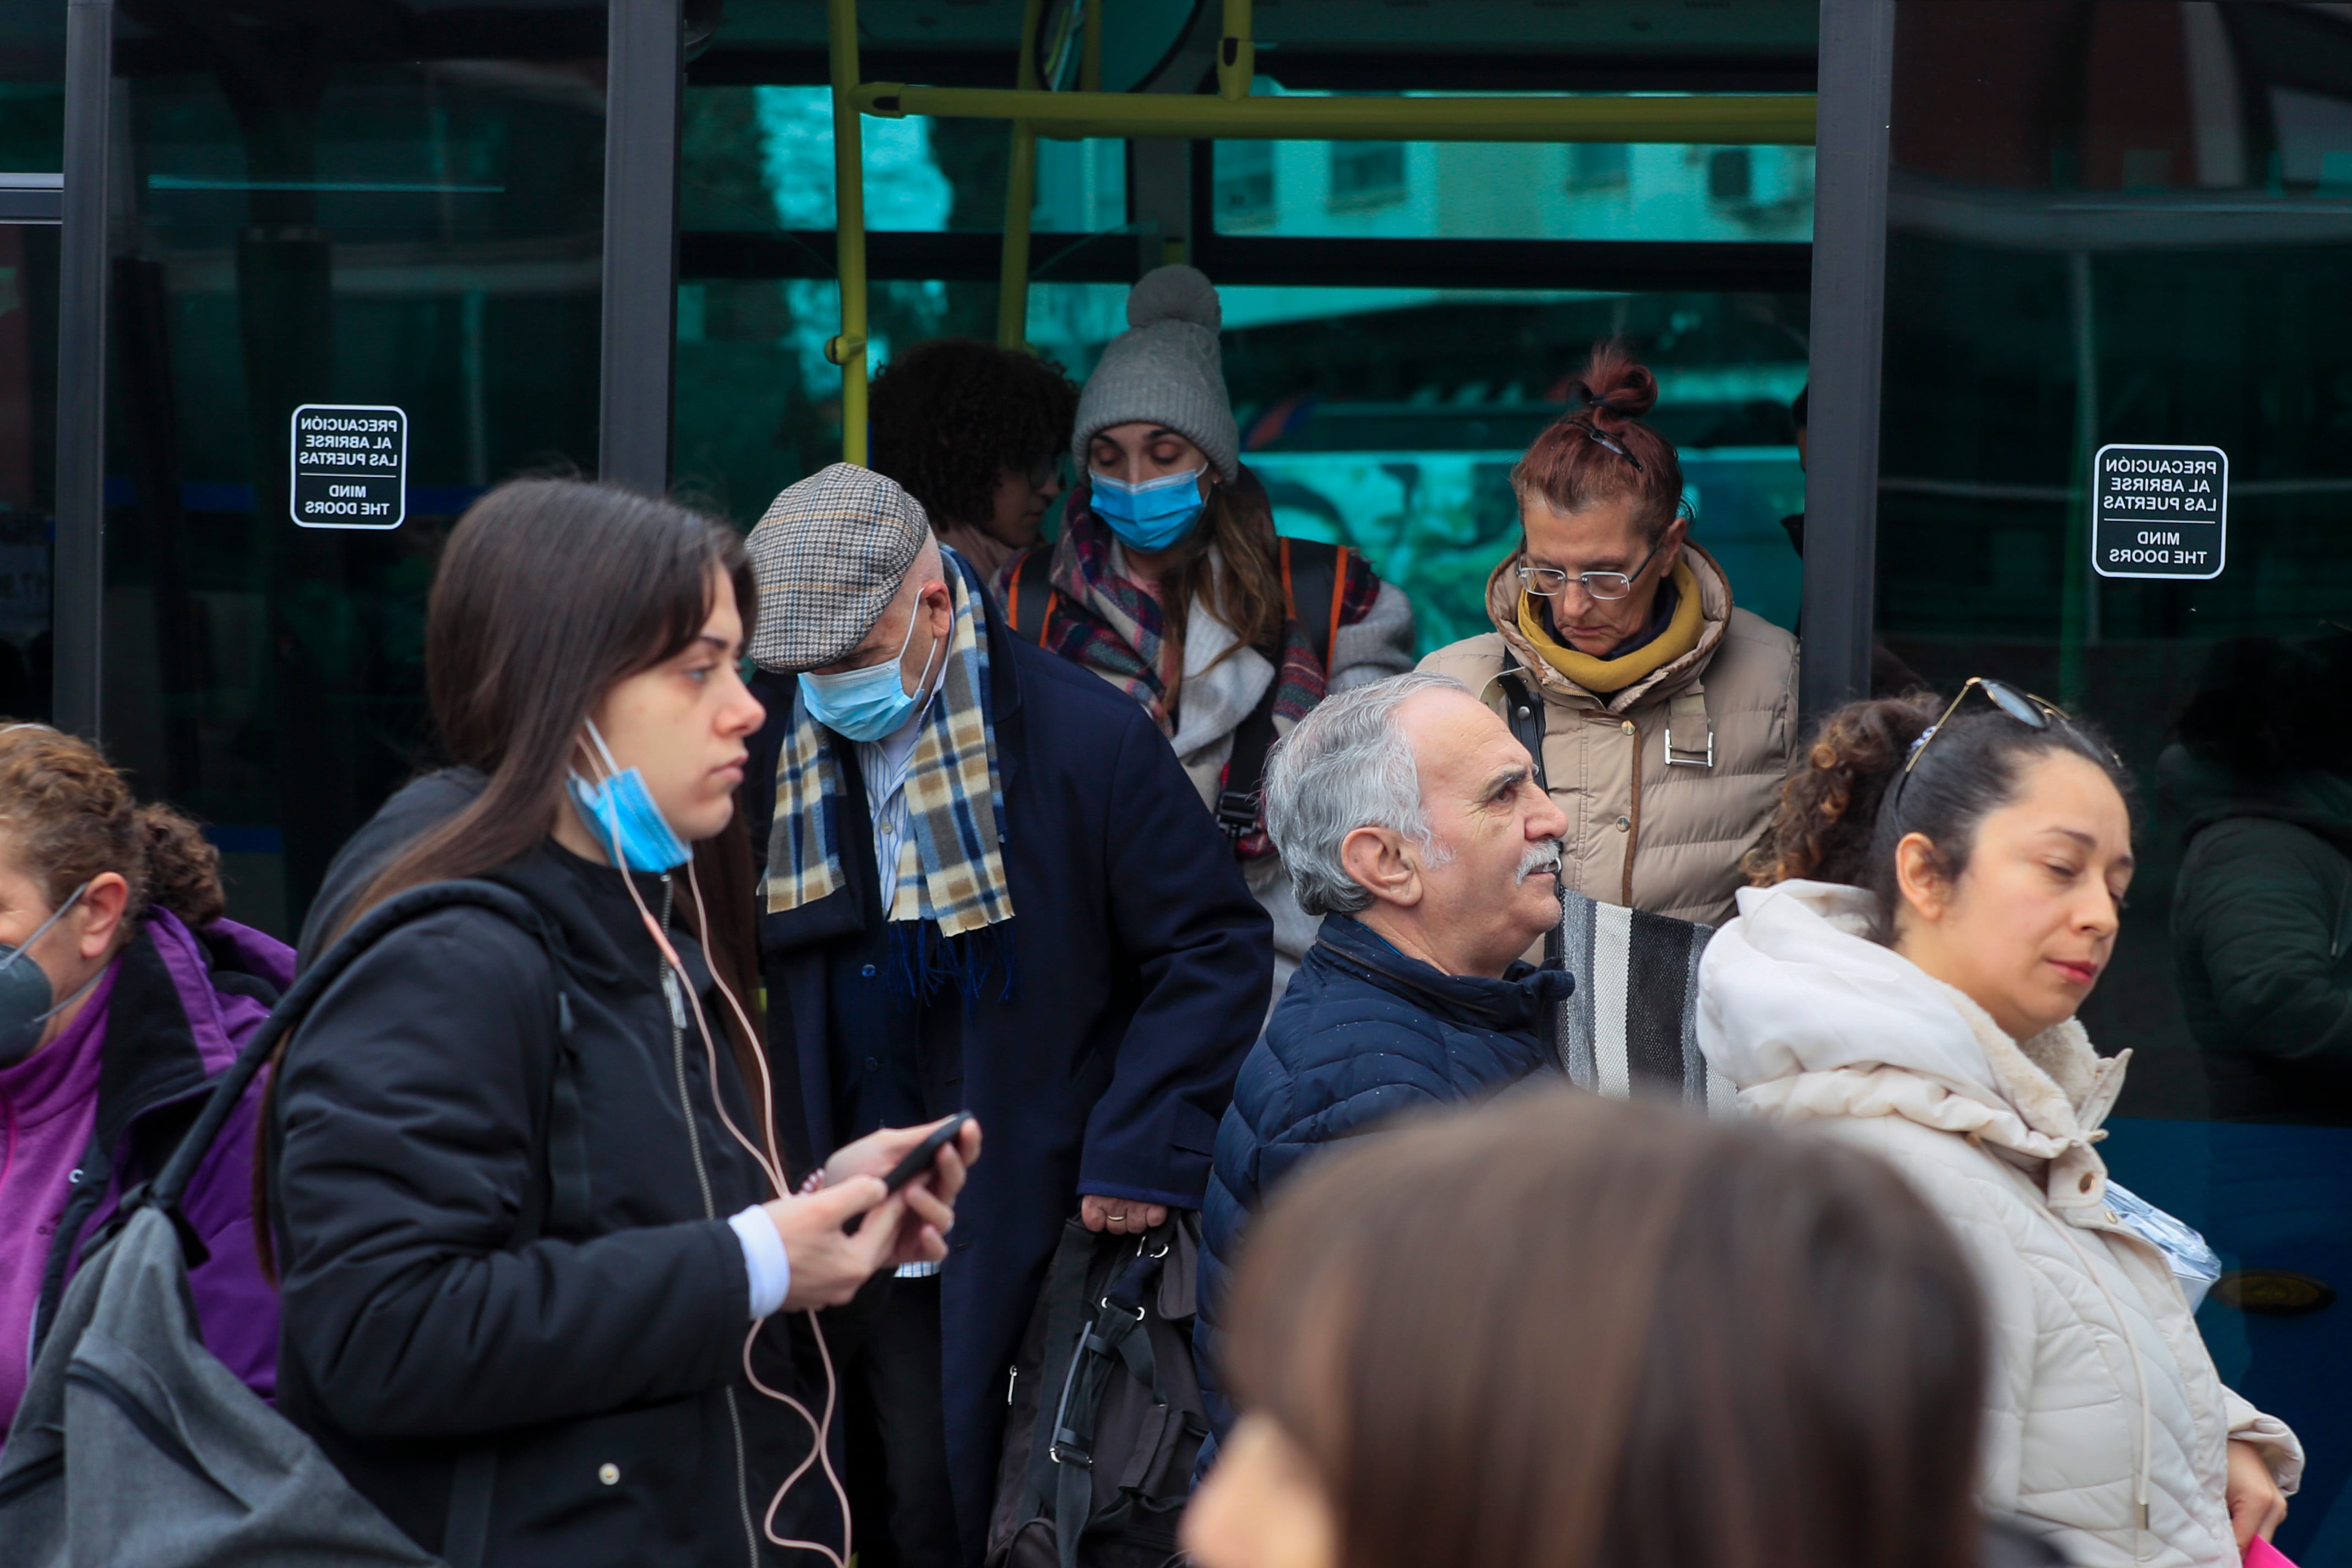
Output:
[1496, 671, 1566, 973]
[1045, 1237, 1174, 1568]
[1495, 669, 1548, 793]
[144, 879, 563, 1218]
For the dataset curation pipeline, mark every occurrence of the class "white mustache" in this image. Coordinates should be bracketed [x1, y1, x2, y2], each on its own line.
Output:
[1517, 841, 1564, 881]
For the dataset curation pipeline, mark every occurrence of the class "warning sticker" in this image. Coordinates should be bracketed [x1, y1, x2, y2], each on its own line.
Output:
[2091, 443, 2224, 580]
[291, 404, 406, 530]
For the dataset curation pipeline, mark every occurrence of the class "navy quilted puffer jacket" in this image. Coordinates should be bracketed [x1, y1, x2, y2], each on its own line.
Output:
[1193, 912, 1572, 1460]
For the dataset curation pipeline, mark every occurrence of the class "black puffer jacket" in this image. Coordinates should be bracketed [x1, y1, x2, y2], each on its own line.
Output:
[271, 773, 802, 1567]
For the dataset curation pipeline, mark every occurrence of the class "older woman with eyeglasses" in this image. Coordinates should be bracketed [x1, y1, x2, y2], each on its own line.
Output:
[1419, 341, 1800, 933]
[1701, 684, 2302, 1568]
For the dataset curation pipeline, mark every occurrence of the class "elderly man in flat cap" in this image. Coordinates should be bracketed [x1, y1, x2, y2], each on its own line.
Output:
[740, 464, 1270, 1568]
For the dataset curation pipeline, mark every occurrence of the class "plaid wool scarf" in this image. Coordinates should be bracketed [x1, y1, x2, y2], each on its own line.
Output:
[765, 555, 1015, 951]
[1041, 491, 1328, 738]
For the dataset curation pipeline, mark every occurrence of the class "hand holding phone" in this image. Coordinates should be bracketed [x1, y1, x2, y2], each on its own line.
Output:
[843, 1112, 973, 1234]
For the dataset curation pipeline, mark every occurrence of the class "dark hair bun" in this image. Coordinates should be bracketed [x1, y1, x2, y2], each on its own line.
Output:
[1575, 341, 1660, 428]
[1746, 695, 1941, 888]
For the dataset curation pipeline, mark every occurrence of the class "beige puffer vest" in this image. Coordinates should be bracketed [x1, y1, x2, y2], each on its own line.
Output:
[1418, 543, 1799, 926]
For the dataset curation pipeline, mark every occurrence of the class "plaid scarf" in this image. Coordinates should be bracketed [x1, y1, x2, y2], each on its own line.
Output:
[766, 557, 1015, 972]
[1042, 486, 1328, 739]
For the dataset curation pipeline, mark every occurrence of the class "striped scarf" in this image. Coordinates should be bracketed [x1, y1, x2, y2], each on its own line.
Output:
[1043, 491, 1327, 738]
[765, 555, 1015, 956]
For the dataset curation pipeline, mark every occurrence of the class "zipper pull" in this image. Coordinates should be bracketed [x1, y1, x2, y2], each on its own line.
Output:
[662, 968, 688, 1029]
[1006, 1364, 1019, 1406]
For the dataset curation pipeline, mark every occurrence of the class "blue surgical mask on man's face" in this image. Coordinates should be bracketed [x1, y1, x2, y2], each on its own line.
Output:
[1090, 466, 1207, 553]
[797, 601, 942, 744]
[566, 718, 693, 873]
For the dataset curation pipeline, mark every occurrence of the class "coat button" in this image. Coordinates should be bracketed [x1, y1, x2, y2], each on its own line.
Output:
[1620, 720, 1635, 734]
[67, 1168, 83, 1186]
[860, 963, 876, 978]
[1514, 705, 1531, 720]
[1615, 816, 1630, 832]
[598, 1462, 620, 1486]
[2078, 1173, 2095, 1193]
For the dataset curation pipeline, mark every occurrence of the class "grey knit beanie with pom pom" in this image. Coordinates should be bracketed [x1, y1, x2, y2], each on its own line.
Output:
[1070, 265, 1240, 481]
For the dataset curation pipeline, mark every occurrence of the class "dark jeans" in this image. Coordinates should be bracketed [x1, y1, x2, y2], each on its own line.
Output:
[830, 1272, 961, 1568]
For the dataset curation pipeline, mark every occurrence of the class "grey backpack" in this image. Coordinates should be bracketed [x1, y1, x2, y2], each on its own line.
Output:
[0, 881, 565, 1568]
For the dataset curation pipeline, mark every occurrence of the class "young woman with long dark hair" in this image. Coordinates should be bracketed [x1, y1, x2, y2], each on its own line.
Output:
[1703, 688, 2301, 1568]
[267, 480, 979, 1568]
[997, 266, 1416, 1003]
[1186, 1092, 1991, 1568]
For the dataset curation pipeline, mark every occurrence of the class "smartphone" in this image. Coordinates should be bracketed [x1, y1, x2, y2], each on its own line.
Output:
[843, 1112, 973, 1235]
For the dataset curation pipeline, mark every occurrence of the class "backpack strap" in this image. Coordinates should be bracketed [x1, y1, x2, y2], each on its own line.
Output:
[1215, 538, 1350, 841]
[1004, 551, 1058, 647]
[1495, 669, 1548, 793]
[1277, 537, 1346, 671]
[1498, 669, 1564, 973]
[145, 880, 571, 1222]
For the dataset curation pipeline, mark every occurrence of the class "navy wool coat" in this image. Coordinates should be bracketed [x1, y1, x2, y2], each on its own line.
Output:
[745, 588, 1272, 1560]
[1194, 913, 1571, 1452]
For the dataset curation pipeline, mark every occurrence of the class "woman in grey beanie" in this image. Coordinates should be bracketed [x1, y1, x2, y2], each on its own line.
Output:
[995, 265, 1417, 1001]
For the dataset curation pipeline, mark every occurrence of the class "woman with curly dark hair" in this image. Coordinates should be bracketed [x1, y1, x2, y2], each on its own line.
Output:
[867, 337, 1079, 584]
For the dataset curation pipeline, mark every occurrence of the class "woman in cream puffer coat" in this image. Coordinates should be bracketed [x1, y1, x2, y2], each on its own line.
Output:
[1700, 692, 2301, 1568]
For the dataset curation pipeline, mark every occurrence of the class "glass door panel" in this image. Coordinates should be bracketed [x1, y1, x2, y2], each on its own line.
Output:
[106, 3, 608, 935]
[1881, 6, 2352, 1558]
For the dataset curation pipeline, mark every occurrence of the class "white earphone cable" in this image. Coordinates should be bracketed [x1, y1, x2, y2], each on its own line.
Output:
[588, 769, 856, 1565]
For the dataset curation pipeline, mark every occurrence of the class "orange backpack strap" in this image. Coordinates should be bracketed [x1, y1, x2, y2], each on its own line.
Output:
[1278, 537, 1347, 671]
[1005, 552, 1057, 646]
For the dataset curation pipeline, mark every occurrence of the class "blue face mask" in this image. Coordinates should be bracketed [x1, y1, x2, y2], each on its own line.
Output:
[566, 720, 693, 873]
[1091, 466, 1208, 553]
[798, 602, 942, 744]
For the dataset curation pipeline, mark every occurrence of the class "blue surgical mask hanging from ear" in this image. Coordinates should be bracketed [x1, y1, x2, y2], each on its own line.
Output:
[798, 599, 942, 744]
[566, 720, 693, 874]
[0, 881, 100, 1068]
[1090, 466, 1208, 553]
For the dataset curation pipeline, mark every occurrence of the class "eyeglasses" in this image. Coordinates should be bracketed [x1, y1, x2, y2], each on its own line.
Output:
[1517, 537, 1665, 602]
[1893, 677, 2121, 816]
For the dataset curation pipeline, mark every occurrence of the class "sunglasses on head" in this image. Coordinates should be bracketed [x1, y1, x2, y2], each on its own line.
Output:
[1892, 677, 2121, 816]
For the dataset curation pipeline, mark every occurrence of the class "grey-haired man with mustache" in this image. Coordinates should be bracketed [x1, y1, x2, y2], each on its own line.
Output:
[1191, 671, 1578, 1459]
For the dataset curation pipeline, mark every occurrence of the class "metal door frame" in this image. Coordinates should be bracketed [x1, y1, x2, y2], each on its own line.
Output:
[52, 0, 1884, 742]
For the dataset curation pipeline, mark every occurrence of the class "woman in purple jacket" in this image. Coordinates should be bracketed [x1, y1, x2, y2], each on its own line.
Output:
[0, 723, 292, 1437]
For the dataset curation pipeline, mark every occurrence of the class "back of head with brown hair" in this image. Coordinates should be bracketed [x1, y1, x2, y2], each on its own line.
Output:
[1221, 1092, 1986, 1568]
[1511, 341, 1687, 545]
[0, 723, 226, 933]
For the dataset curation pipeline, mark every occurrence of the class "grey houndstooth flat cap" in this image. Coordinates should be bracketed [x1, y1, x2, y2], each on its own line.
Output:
[745, 463, 933, 672]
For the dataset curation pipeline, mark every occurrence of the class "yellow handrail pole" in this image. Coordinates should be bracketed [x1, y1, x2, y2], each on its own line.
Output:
[856, 85, 1817, 145]
[825, 0, 869, 464]
[1080, 0, 1104, 94]
[998, 0, 1043, 349]
[998, 128, 1037, 347]
[1218, 0, 1253, 100]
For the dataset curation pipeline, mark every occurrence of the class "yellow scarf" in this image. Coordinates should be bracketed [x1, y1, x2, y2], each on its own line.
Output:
[1514, 560, 1705, 695]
